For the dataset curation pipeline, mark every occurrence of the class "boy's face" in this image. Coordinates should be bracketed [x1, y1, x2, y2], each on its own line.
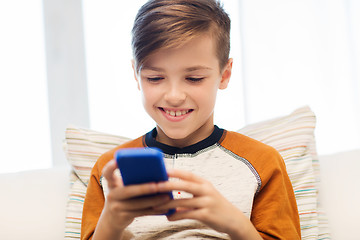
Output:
[133, 34, 232, 147]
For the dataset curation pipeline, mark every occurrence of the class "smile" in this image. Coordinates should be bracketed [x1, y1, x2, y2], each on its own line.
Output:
[159, 108, 193, 117]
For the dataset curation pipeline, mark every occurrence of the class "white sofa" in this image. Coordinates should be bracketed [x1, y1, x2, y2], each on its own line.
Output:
[0, 149, 359, 240]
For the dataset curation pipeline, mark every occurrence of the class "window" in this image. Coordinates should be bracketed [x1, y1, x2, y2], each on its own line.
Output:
[0, 1, 51, 173]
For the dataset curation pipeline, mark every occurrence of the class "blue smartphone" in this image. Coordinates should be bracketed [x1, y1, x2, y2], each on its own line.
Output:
[115, 147, 175, 215]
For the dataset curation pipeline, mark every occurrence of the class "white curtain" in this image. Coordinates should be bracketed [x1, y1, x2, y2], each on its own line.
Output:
[239, 0, 360, 154]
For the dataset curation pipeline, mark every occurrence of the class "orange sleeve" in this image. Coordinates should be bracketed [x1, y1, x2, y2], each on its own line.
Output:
[221, 131, 301, 239]
[81, 137, 144, 240]
[81, 159, 105, 240]
[250, 150, 301, 239]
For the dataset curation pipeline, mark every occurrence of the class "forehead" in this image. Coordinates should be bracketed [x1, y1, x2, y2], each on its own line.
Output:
[141, 34, 219, 72]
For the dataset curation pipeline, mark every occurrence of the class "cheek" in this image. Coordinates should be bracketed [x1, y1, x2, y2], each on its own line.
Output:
[140, 84, 160, 106]
[141, 89, 152, 106]
[191, 85, 218, 108]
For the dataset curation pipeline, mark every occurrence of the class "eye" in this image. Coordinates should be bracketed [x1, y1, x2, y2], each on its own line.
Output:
[147, 77, 164, 82]
[186, 77, 204, 82]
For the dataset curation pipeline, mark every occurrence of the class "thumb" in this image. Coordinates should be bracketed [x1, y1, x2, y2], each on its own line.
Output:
[102, 159, 122, 189]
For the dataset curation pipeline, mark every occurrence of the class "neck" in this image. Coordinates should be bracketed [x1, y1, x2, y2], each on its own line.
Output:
[155, 124, 215, 148]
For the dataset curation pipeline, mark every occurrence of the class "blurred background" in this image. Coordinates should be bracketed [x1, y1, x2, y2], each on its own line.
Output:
[0, 0, 359, 173]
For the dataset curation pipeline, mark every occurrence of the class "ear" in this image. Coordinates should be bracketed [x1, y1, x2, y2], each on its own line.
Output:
[219, 58, 233, 90]
[131, 60, 141, 90]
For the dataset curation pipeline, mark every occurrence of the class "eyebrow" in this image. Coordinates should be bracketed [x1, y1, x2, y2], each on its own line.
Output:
[141, 65, 212, 72]
[141, 66, 164, 72]
[185, 66, 212, 72]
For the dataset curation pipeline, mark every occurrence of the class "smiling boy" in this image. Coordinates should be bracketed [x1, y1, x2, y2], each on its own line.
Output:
[81, 0, 301, 239]
[138, 34, 229, 148]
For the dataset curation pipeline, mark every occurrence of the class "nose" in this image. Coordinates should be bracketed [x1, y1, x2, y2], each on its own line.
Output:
[164, 82, 186, 106]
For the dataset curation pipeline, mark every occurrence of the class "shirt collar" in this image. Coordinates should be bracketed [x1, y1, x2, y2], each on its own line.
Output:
[144, 125, 224, 155]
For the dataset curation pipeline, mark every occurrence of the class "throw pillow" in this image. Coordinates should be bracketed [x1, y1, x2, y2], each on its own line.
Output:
[63, 126, 130, 239]
[238, 106, 330, 239]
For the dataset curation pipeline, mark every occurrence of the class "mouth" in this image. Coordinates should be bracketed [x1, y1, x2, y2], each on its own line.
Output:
[159, 107, 193, 117]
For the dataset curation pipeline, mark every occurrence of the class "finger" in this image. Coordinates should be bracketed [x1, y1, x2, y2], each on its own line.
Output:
[154, 197, 206, 211]
[118, 194, 171, 211]
[167, 208, 205, 222]
[111, 196, 173, 219]
[110, 206, 171, 222]
[126, 207, 172, 218]
[110, 182, 161, 200]
[102, 159, 121, 189]
[157, 179, 206, 196]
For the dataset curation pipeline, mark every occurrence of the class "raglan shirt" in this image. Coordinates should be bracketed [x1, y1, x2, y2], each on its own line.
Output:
[81, 126, 301, 239]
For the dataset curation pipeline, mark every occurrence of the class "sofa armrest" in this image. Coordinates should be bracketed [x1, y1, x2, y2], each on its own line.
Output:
[318, 149, 360, 240]
[0, 165, 71, 240]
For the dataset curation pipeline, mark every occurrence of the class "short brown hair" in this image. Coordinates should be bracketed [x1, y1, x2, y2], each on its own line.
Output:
[132, 0, 231, 73]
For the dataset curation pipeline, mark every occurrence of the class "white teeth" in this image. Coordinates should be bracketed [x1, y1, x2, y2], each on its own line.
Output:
[164, 109, 190, 117]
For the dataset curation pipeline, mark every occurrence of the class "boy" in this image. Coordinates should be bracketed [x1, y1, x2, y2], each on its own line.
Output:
[81, 0, 301, 239]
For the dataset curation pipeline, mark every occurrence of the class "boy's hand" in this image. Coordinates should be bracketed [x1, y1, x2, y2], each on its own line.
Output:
[154, 169, 262, 240]
[96, 159, 171, 233]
